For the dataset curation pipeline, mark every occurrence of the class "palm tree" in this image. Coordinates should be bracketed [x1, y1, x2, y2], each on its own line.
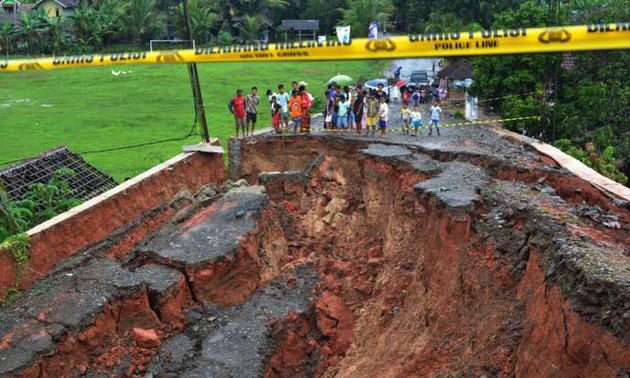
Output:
[424, 12, 463, 33]
[173, 0, 217, 43]
[96, 0, 122, 47]
[0, 21, 15, 56]
[71, 3, 97, 43]
[71, 0, 121, 50]
[43, 14, 68, 54]
[237, 14, 263, 42]
[340, 0, 393, 37]
[19, 9, 48, 56]
[120, 0, 164, 45]
[211, 0, 288, 34]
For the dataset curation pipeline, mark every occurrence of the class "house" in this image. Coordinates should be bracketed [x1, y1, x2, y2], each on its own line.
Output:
[0, 0, 19, 16]
[0, 0, 20, 24]
[32, 0, 78, 18]
[437, 58, 473, 105]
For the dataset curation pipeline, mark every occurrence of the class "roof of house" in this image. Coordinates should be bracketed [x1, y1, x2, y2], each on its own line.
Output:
[437, 59, 473, 80]
[281, 19, 319, 31]
[32, 0, 79, 9]
[0, 0, 21, 7]
[0, 146, 118, 202]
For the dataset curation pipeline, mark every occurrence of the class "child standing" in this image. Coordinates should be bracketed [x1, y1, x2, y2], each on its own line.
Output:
[429, 100, 442, 136]
[271, 96, 282, 134]
[378, 96, 388, 138]
[399, 102, 411, 135]
[337, 95, 350, 130]
[245, 86, 260, 136]
[402, 88, 410, 104]
[410, 104, 423, 137]
[412, 88, 422, 107]
[366, 92, 379, 137]
[289, 90, 302, 133]
[276, 84, 290, 129]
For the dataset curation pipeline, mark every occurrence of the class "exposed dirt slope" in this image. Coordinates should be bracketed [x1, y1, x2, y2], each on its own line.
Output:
[1, 130, 629, 377]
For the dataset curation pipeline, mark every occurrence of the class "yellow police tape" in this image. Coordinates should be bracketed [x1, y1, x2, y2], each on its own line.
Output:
[275, 116, 540, 134]
[2, 23, 629, 72]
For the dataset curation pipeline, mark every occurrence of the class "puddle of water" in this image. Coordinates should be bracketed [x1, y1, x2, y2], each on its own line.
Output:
[0, 98, 54, 108]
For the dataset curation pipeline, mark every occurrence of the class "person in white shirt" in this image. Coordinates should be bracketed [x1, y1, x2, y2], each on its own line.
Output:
[410, 104, 423, 137]
[429, 100, 442, 136]
[276, 84, 291, 129]
[378, 96, 388, 138]
[266, 89, 277, 116]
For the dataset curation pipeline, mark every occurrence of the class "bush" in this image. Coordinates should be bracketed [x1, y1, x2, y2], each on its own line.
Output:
[218, 31, 233, 46]
[0, 168, 82, 244]
[554, 139, 628, 184]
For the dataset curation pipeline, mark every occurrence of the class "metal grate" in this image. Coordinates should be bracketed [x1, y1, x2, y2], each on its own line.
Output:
[0, 146, 118, 203]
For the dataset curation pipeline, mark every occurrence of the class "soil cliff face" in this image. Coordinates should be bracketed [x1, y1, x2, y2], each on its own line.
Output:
[232, 132, 630, 377]
[2, 131, 629, 377]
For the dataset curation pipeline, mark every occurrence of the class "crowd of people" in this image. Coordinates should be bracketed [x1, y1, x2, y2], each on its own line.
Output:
[323, 82, 443, 137]
[228, 80, 444, 138]
[228, 80, 314, 138]
[392, 85, 448, 106]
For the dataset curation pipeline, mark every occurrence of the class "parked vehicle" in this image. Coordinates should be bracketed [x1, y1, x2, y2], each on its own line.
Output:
[408, 70, 430, 88]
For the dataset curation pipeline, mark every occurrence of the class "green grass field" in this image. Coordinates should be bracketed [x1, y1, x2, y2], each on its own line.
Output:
[0, 61, 385, 181]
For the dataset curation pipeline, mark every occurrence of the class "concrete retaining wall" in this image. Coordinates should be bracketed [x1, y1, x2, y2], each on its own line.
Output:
[0, 150, 226, 298]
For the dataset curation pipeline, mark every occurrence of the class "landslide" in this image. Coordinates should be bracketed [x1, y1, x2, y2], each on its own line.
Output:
[2, 130, 630, 378]
[233, 133, 630, 377]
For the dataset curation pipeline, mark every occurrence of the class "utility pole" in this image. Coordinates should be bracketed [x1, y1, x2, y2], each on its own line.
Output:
[182, 0, 210, 143]
[545, 0, 561, 141]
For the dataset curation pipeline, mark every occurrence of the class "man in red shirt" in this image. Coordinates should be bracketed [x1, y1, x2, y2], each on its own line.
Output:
[229, 89, 247, 138]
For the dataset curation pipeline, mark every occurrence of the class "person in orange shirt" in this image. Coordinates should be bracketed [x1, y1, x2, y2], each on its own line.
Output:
[298, 82, 313, 133]
[289, 89, 302, 134]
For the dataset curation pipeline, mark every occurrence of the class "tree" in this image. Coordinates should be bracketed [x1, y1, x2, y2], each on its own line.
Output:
[237, 14, 264, 42]
[303, 0, 346, 35]
[340, 0, 393, 38]
[120, 0, 164, 45]
[43, 14, 68, 54]
[424, 12, 463, 33]
[97, 0, 123, 47]
[172, 0, 217, 44]
[554, 0, 630, 178]
[468, 0, 550, 136]
[72, 0, 122, 51]
[210, 0, 288, 35]
[71, 3, 98, 47]
[18, 8, 48, 55]
[0, 21, 15, 56]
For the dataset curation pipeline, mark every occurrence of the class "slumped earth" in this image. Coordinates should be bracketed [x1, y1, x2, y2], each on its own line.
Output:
[1, 128, 630, 377]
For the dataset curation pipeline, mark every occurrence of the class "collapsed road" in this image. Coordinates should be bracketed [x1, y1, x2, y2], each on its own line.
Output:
[1, 124, 629, 377]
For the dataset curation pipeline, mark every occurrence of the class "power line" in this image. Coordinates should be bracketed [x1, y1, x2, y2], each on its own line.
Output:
[0, 121, 198, 167]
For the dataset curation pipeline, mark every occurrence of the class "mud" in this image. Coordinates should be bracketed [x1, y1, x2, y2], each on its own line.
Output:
[1, 129, 629, 377]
